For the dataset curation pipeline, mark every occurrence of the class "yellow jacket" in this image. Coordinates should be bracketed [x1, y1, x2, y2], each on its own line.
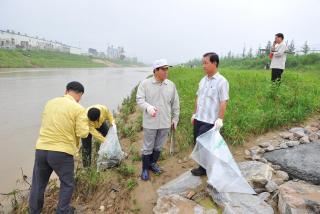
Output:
[36, 95, 89, 156]
[87, 104, 115, 142]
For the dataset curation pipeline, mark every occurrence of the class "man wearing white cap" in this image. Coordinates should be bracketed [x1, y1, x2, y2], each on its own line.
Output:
[136, 59, 180, 181]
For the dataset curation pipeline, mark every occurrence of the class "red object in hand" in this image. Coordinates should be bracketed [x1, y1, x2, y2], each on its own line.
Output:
[152, 108, 158, 117]
[269, 53, 273, 59]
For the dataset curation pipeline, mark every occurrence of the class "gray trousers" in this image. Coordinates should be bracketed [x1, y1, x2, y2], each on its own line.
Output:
[142, 128, 170, 155]
[29, 150, 74, 214]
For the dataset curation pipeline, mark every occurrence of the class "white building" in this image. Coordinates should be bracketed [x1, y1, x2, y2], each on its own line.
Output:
[0, 29, 84, 55]
[69, 46, 83, 55]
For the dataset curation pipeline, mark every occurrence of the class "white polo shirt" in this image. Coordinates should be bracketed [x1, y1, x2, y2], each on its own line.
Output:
[195, 72, 229, 124]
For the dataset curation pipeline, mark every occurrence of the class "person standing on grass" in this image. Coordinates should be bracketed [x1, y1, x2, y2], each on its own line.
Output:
[270, 33, 287, 82]
[136, 59, 180, 181]
[29, 81, 89, 214]
[82, 104, 116, 167]
[191, 52, 229, 176]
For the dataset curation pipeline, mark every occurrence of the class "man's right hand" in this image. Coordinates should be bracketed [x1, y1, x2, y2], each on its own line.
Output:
[191, 114, 196, 125]
[147, 106, 158, 117]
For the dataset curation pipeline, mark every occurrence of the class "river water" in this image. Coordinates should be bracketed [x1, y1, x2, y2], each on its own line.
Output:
[0, 67, 150, 195]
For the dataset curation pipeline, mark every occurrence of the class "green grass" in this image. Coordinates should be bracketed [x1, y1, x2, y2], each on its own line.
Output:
[169, 66, 320, 145]
[74, 167, 103, 196]
[116, 86, 143, 142]
[128, 145, 142, 162]
[221, 54, 320, 70]
[0, 49, 106, 68]
[117, 163, 136, 177]
[185, 53, 320, 70]
[126, 178, 138, 190]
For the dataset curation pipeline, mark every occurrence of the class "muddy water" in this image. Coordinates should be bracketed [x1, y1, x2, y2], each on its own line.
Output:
[0, 67, 150, 194]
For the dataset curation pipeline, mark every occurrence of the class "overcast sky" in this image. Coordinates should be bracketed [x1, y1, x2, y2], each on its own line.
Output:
[1, 0, 319, 63]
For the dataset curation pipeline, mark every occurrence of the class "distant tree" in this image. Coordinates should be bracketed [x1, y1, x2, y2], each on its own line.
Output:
[302, 41, 310, 55]
[287, 40, 295, 53]
[265, 41, 272, 55]
[242, 46, 246, 58]
[247, 47, 253, 58]
[256, 45, 263, 57]
[227, 50, 233, 59]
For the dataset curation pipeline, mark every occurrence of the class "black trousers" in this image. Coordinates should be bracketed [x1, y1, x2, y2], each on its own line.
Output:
[193, 119, 214, 144]
[271, 68, 284, 82]
[29, 150, 74, 214]
[193, 119, 214, 169]
[81, 121, 109, 167]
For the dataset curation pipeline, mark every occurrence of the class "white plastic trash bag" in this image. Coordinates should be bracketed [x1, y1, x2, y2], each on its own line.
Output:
[191, 128, 255, 194]
[97, 126, 125, 170]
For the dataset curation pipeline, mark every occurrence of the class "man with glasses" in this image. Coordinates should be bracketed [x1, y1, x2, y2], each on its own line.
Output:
[136, 59, 180, 181]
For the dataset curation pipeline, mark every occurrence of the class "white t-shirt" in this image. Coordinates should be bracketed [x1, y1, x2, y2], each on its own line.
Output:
[270, 42, 287, 69]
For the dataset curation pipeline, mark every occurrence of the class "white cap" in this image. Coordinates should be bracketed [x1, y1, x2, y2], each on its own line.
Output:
[152, 59, 171, 70]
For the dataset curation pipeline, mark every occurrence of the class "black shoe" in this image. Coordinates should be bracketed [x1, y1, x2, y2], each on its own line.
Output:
[191, 166, 206, 176]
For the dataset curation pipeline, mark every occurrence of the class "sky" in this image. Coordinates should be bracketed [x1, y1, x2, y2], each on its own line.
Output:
[1, 0, 319, 63]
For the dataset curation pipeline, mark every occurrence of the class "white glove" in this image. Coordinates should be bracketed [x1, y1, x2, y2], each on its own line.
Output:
[172, 121, 178, 130]
[191, 114, 196, 125]
[214, 118, 223, 130]
[147, 106, 157, 117]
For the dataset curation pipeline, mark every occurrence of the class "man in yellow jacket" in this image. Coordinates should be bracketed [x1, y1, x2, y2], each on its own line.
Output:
[29, 81, 89, 214]
[81, 104, 115, 167]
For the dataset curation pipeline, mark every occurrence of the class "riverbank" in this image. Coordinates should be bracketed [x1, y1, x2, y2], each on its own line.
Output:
[0, 49, 144, 68]
[5, 66, 320, 213]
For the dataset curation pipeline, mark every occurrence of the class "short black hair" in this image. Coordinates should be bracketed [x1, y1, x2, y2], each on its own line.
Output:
[275, 33, 284, 39]
[66, 81, 84, 93]
[87, 108, 100, 121]
[203, 52, 219, 67]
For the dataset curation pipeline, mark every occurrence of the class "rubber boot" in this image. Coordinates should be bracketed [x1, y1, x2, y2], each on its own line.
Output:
[150, 150, 162, 174]
[141, 155, 150, 181]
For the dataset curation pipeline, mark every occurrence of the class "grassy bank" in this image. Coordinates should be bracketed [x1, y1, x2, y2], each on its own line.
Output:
[221, 54, 320, 70]
[115, 64, 320, 146]
[185, 53, 320, 70]
[0, 49, 144, 68]
[0, 49, 106, 68]
[170, 66, 320, 146]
